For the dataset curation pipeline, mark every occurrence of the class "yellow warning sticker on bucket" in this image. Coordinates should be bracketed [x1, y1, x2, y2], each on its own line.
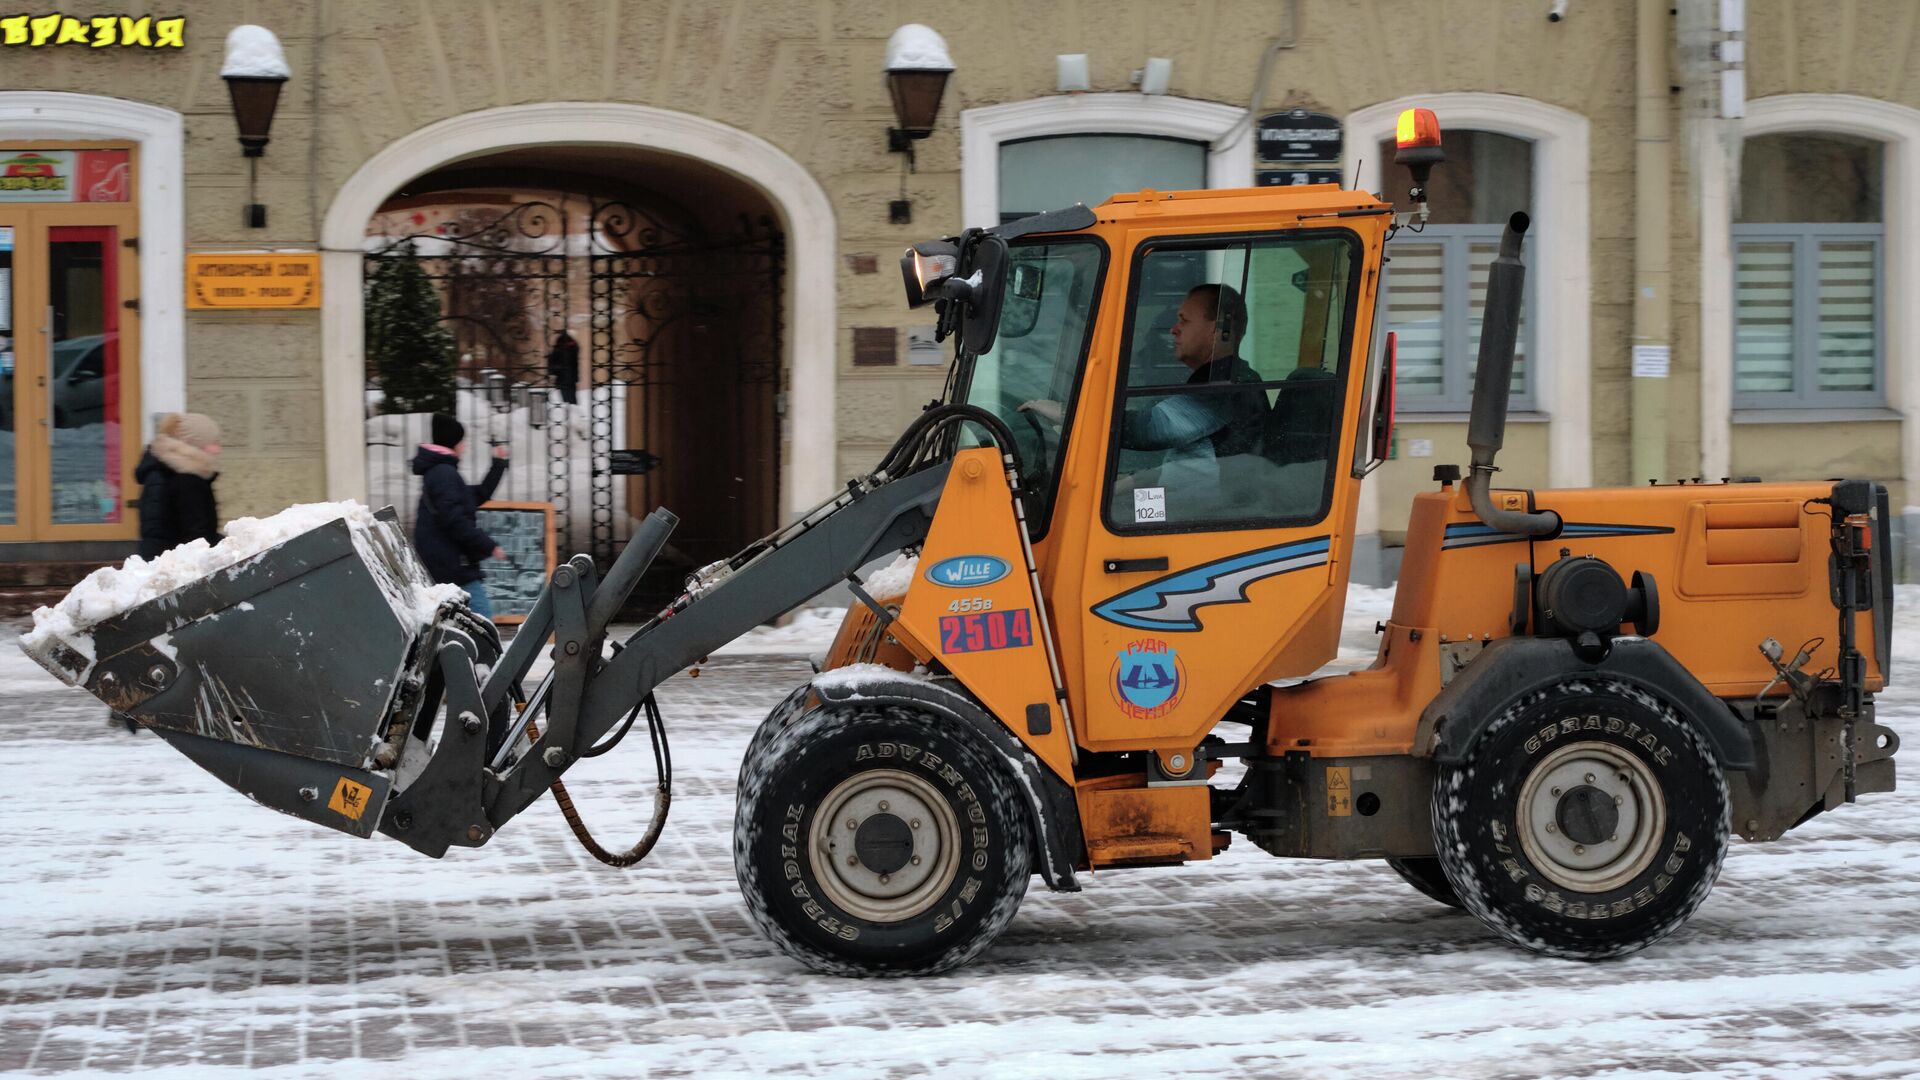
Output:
[1326, 766, 1352, 817]
[328, 777, 373, 821]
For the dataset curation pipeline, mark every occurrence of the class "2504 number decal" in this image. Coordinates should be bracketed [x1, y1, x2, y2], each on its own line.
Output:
[939, 609, 1034, 654]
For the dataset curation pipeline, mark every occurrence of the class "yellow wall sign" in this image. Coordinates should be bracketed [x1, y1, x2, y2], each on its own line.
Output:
[0, 14, 184, 48]
[186, 253, 321, 309]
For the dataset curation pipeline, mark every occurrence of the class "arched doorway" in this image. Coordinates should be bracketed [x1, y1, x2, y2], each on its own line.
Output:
[358, 150, 785, 577]
[320, 103, 838, 548]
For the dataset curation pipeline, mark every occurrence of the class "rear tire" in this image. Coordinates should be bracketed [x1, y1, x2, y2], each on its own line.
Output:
[1385, 856, 1463, 909]
[1433, 677, 1730, 959]
[734, 699, 1032, 976]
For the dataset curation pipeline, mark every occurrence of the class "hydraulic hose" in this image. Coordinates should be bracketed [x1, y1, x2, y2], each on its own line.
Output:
[525, 694, 672, 868]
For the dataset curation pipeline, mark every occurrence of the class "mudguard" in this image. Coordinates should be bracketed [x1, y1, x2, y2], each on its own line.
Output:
[811, 669, 1085, 891]
[1423, 635, 1757, 771]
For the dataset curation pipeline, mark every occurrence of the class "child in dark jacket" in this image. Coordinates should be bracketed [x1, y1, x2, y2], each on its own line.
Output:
[412, 413, 508, 619]
[135, 412, 223, 559]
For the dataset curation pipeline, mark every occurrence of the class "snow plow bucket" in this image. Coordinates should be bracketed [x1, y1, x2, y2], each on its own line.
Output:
[22, 508, 496, 842]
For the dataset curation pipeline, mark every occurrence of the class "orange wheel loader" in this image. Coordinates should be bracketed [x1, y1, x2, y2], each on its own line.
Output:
[29, 109, 1898, 976]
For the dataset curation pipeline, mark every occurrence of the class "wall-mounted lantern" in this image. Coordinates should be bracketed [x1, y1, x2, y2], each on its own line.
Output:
[885, 24, 953, 174]
[221, 24, 290, 229]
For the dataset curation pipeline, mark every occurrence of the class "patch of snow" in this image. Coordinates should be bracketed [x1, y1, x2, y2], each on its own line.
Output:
[863, 553, 919, 599]
[20, 501, 448, 687]
[810, 662, 914, 693]
[885, 23, 953, 70]
[149, 634, 177, 662]
[220, 24, 290, 78]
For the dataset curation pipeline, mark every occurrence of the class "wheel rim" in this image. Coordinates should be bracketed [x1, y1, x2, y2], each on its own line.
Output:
[808, 768, 962, 923]
[1514, 740, 1666, 893]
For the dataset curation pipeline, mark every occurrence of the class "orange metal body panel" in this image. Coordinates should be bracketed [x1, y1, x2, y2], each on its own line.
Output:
[892, 447, 1078, 781]
[1529, 483, 1885, 695]
[1074, 772, 1215, 866]
[1269, 478, 1885, 761]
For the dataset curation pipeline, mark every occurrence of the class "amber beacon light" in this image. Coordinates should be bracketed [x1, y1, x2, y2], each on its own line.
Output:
[1395, 107, 1442, 150]
[1392, 107, 1446, 221]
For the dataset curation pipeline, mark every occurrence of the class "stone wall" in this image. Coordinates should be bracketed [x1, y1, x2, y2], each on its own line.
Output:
[2, 0, 1917, 526]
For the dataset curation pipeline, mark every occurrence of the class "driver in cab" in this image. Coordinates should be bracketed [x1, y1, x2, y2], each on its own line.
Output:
[1023, 283, 1266, 487]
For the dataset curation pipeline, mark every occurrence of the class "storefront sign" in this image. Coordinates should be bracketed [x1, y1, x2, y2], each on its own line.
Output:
[0, 150, 130, 202]
[1256, 110, 1343, 164]
[0, 14, 185, 48]
[186, 253, 322, 309]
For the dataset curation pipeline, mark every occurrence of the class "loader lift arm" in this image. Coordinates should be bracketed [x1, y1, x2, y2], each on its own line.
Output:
[488, 459, 951, 826]
[380, 402, 1028, 859]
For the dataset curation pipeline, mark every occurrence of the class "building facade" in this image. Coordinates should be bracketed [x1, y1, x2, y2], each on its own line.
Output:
[0, 0, 1913, 578]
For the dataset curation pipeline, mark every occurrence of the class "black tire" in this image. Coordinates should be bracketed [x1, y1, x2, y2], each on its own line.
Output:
[1386, 856, 1464, 909]
[741, 683, 813, 767]
[734, 699, 1032, 976]
[1433, 677, 1730, 959]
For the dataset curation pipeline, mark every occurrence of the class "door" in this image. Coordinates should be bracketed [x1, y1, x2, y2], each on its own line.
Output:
[0, 207, 140, 541]
[1075, 228, 1367, 752]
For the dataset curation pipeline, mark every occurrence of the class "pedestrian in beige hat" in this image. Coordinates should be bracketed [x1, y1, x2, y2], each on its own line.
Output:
[135, 411, 223, 559]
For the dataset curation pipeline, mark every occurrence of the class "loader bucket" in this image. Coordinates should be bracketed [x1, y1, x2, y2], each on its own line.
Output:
[22, 509, 493, 841]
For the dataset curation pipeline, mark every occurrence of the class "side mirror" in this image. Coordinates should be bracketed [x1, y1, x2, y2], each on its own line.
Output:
[1370, 331, 1397, 466]
[956, 233, 1008, 357]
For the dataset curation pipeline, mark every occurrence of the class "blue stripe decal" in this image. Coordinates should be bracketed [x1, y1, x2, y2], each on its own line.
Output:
[1092, 537, 1332, 633]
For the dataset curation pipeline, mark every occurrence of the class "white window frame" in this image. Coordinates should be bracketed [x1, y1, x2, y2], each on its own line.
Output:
[960, 95, 1250, 229]
[1699, 95, 1920, 489]
[1345, 94, 1591, 491]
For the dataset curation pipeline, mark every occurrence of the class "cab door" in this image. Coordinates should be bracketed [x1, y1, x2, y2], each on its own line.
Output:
[1073, 228, 1371, 754]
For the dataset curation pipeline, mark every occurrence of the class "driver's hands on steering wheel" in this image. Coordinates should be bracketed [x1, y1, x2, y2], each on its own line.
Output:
[1017, 399, 1064, 425]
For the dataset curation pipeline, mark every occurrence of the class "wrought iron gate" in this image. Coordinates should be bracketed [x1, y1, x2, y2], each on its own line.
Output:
[363, 195, 784, 584]
[587, 202, 785, 571]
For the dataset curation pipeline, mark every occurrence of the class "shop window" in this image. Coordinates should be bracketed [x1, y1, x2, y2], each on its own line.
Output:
[1734, 133, 1884, 407]
[999, 135, 1206, 223]
[1376, 130, 1535, 411]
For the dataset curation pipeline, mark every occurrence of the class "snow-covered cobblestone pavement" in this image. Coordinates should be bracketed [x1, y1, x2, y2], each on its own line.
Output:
[3, 587, 1919, 1078]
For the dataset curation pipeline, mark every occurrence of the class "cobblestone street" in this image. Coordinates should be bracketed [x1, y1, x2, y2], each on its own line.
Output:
[4, 597, 1920, 1078]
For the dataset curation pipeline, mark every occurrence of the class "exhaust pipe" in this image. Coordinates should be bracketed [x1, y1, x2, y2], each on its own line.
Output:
[1465, 212, 1559, 536]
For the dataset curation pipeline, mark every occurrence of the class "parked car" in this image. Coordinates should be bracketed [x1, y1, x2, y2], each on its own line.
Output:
[0, 333, 109, 431]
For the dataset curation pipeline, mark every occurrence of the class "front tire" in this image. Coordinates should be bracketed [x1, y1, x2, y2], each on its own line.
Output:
[734, 699, 1032, 976]
[1433, 677, 1730, 959]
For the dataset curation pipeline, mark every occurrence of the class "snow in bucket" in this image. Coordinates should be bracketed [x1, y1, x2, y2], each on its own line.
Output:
[21, 500, 462, 684]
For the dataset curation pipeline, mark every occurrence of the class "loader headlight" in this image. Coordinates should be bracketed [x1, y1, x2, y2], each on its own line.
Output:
[900, 240, 960, 308]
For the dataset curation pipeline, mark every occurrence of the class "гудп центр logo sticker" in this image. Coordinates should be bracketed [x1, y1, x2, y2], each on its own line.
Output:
[1111, 638, 1185, 720]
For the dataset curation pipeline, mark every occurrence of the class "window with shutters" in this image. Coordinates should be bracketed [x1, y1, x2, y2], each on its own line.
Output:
[1734, 133, 1884, 408]
[1375, 130, 1535, 412]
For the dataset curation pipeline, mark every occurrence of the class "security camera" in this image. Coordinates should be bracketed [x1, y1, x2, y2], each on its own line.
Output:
[1548, 0, 1571, 20]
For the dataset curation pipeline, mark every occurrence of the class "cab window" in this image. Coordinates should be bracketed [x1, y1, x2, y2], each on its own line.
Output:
[1104, 232, 1359, 532]
[959, 239, 1106, 537]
